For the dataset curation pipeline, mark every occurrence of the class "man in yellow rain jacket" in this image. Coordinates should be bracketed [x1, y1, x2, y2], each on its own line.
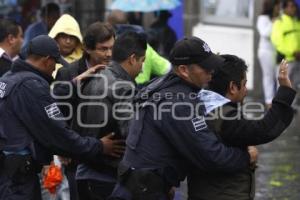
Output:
[49, 14, 83, 77]
[47, 13, 84, 200]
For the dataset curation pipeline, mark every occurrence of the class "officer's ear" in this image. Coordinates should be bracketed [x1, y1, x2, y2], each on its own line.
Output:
[39, 56, 48, 64]
[43, 56, 55, 68]
[176, 64, 190, 79]
[44, 56, 51, 63]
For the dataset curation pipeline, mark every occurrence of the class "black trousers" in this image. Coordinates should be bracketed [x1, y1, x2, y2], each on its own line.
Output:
[0, 155, 42, 200]
[0, 173, 41, 200]
[77, 179, 116, 200]
[65, 164, 79, 200]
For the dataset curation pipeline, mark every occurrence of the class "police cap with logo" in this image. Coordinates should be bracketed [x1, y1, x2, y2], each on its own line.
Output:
[169, 36, 224, 71]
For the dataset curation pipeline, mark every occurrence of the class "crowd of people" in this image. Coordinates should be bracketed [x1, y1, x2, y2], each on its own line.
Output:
[0, 0, 298, 200]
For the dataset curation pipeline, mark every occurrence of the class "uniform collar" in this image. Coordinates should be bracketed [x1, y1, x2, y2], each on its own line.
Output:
[134, 72, 200, 104]
[172, 72, 203, 92]
[11, 58, 54, 84]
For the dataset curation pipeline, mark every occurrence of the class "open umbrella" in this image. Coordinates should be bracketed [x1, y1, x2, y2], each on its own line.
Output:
[110, 0, 181, 12]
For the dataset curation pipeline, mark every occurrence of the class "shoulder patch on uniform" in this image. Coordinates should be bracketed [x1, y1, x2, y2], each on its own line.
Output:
[191, 116, 207, 132]
[45, 103, 61, 119]
[0, 82, 7, 98]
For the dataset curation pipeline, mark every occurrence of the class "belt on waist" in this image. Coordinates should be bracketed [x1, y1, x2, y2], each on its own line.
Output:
[3, 148, 30, 155]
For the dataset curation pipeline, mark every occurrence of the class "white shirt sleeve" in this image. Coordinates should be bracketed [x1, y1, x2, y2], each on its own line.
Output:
[256, 15, 273, 38]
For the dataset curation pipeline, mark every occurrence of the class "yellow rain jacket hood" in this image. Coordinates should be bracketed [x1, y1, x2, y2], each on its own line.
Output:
[49, 14, 83, 77]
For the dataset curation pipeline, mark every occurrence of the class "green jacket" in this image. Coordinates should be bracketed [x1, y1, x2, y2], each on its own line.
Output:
[135, 44, 170, 84]
[271, 14, 300, 61]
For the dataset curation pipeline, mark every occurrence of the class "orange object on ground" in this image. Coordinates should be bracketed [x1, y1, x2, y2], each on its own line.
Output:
[43, 163, 63, 194]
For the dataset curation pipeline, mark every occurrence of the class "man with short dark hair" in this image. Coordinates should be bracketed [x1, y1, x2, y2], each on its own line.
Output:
[0, 35, 122, 200]
[54, 21, 115, 124]
[76, 31, 147, 200]
[109, 37, 254, 200]
[55, 21, 115, 82]
[106, 10, 171, 85]
[187, 56, 296, 200]
[0, 19, 23, 76]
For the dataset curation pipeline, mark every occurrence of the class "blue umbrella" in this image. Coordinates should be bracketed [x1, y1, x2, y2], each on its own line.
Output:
[110, 0, 181, 12]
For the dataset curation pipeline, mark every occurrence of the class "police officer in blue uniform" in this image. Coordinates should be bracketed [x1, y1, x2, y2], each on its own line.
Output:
[109, 37, 254, 200]
[0, 35, 122, 200]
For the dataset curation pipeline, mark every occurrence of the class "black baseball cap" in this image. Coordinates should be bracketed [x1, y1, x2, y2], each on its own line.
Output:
[169, 36, 224, 70]
[27, 35, 67, 65]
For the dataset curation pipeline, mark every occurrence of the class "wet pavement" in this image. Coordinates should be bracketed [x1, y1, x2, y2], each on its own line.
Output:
[255, 111, 300, 200]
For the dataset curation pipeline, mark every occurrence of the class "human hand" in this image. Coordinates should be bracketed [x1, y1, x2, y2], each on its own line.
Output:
[42, 165, 51, 177]
[248, 146, 258, 165]
[73, 64, 106, 83]
[100, 133, 125, 158]
[278, 59, 292, 88]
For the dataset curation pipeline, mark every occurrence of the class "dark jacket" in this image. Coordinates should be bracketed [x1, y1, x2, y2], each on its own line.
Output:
[187, 86, 296, 200]
[0, 53, 12, 150]
[0, 56, 12, 77]
[55, 56, 87, 81]
[78, 61, 135, 138]
[75, 61, 136, 182]
[0, 59, 104, 165]
[120, 73, 250, 190]
[53, 56, 87, 122]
